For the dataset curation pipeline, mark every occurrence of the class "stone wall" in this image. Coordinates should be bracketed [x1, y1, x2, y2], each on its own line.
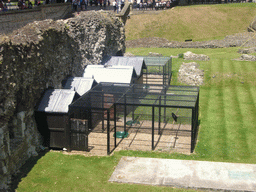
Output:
[0, 10, 125, 190]
[0, 3, 72, 35]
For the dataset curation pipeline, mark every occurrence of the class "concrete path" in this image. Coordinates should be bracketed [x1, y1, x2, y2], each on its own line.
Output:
[109, 157, 256, 191]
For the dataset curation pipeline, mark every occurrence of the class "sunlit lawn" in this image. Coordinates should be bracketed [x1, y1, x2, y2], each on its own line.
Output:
[126, 3, 256, 41]
[127, 47, 256, 163]
[16, 47, 256, 191]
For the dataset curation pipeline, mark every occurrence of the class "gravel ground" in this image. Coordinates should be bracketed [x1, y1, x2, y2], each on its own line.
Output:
[126, 32, 256, 48]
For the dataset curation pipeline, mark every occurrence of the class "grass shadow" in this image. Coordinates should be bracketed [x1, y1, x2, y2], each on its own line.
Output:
[10, 149, 49, 191]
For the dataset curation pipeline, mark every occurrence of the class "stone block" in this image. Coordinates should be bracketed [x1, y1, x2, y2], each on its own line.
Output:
[0, 161, 7, 175]
[0, 149, 6, 160]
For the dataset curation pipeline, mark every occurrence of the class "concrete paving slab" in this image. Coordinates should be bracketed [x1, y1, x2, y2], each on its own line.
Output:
[109, 157, 256, 191]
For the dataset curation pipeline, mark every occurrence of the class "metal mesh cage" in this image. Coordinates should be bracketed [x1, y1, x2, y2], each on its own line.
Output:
[68, 83, 199, 154]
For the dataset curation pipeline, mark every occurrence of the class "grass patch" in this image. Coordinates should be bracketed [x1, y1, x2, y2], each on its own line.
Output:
[127, 47, 256, 164]
[16, 47, 256, 191]
[126, 3, 256, 41]
[16, 152, 200, 192]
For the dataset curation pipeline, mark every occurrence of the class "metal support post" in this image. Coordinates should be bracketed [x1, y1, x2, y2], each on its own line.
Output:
[164, 86, 167, 123]
[102, 92, 104, 132]
[66, 111, 71, 152]
[146, 68, 148, 85]
[132, 86, 134, 121]
[124, 95, 127, 133]
[114, 104, 117, 148]
[162, 66, 164, 85]
[107, 110, 110, 155]
[158, 96, 161, 135]
[191, 108, 195, 153]
[152, 106, 155, 150]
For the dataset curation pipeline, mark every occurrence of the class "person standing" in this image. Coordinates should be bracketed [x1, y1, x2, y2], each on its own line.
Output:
[72, 0, 78, 11]
[0, 0, 4, 10]
[81, 0, 86, 10]
[113, 0, 116, 12]
[121, 0, 124, 9]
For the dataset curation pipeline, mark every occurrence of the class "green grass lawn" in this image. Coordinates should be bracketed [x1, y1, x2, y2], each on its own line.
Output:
[126, 3, 256, 41]
[126, 47, 256, 164]
[16, 47, 256, 191]
[15, 4, 256, 191]
[16, 152, 199, 192]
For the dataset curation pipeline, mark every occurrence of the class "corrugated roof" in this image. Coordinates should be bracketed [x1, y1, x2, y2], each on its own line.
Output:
[63, 77, 96, 96]
[83, 65, 137, 84]
[103, 56, 146, 77]
[37, 89, 76, 113]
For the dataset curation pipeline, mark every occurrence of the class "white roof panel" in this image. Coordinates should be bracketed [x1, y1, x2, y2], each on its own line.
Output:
[103, 56, 146, 76]
[83, 66, 137, 84]
[63, 77, 96, 96]
[37, 89, 76, 113]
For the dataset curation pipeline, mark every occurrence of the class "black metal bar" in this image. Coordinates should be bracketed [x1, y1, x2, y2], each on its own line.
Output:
[114, 104, 117, 148]
[164, 86, 167, 123]
[191, 108, 195, 153]
[152, 106, 155, 150]
[115, 102, 196, 109]
[66, 113, 71, 152]
[102, 92, 104, 132]
[85, 116, 89, 152]
[107, 109, 110, 155]
[124, 95, 127, 133]
[168, 58, 170, 84]
[132, 85, 134, 121]
[162, 65, 165, 85]
[146, 67, 148, 85]
[170, 57, 172, 84]
[158, 96, 161, 135]
[194, 92, 200, 148]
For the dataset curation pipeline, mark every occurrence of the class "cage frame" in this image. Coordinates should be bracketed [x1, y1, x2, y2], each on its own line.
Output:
[140, 56, 172, 86]
[68, 83, 199, 155]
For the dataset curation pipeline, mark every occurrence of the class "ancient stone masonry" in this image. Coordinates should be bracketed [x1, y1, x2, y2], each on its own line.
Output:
[0, 10, 125, 190]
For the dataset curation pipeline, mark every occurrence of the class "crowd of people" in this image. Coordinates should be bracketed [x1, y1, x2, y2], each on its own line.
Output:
[112, 0, 125, 12]
[0, 0, 42, 11]
[131, 0, 179, 10]
[0, 0, 15, 11]
[0, 0, 253, 13]
[71, 0, 112, 11]
[17, 0, 41, 9]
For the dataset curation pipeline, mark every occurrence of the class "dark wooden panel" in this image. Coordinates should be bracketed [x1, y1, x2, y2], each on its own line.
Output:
[47, 115, 68, 128]
[50, 131, 65, 148]
[70, 119, 89, 151]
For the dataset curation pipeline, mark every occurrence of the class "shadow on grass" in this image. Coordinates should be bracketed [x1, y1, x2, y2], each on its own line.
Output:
[10, 149, 49, 191]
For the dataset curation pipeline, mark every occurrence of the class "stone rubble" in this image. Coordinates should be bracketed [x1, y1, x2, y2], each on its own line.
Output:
[178, 62, 204, 86]
[183, 51, 210, 61]
[238, 47, 256, 54]
[238, 54, 256, 61]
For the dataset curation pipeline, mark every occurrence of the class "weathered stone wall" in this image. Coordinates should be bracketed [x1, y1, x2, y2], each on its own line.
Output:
[0, 10, 125, 189]
[0, 3, 72, 35]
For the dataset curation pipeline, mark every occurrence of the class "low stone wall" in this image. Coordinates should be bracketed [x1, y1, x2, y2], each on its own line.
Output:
[0, 10, 125, 190]
[0, 3, 72, 35]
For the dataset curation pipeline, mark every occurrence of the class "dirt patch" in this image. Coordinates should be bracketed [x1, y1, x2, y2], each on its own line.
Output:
[126, 32, 256, 48]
